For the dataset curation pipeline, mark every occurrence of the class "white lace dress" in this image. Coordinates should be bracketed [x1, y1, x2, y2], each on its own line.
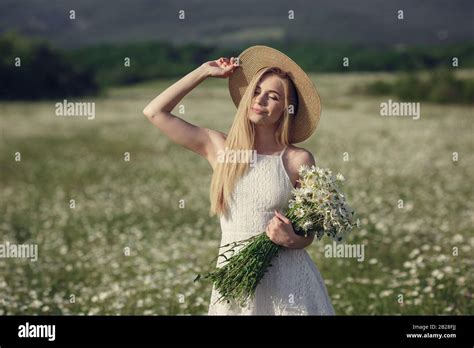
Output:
[208, 146, 335, 315]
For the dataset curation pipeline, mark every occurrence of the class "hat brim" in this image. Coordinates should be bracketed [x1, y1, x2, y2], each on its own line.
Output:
[228, 45, 322, 143]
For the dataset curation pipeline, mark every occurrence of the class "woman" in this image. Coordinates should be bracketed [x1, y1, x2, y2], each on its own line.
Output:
[143, 46, 335, 315]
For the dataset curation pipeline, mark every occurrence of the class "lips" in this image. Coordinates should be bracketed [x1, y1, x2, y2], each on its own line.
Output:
[251, 107, 267, 114]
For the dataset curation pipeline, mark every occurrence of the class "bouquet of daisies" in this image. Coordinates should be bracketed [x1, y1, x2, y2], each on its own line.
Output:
[195, 165, 359, 306]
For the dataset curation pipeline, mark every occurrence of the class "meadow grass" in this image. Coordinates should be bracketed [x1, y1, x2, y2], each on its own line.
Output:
[1, 71, 473, 315]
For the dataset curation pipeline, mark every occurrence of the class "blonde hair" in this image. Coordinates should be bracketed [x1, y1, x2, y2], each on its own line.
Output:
[209, 67, 299, 217]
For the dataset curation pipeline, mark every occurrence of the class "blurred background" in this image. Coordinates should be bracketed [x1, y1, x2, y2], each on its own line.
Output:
[0, 0, 473, 315]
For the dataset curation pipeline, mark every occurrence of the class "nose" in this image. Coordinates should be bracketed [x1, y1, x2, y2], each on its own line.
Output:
[255, 93, 267, 106]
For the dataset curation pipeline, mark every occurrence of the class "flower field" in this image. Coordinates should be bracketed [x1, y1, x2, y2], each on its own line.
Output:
[1, 71, 472, 315]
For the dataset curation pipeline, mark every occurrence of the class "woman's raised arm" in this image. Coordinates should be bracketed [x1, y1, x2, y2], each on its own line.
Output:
[142, 58, 238, 161]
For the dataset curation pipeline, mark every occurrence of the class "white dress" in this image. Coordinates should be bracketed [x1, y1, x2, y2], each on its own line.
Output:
[208, 146, 335, 315]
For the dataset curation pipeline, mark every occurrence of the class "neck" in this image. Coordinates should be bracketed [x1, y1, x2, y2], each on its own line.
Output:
[253, 123, 282, 152]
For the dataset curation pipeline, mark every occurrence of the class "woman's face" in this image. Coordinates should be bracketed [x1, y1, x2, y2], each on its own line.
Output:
[248, 73, 285, 127]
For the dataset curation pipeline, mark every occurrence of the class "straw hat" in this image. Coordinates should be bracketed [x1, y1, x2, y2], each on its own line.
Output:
[228, 45, 322, 144]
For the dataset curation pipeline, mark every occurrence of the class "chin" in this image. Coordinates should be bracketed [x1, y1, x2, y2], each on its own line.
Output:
[249, 113, 266, 124]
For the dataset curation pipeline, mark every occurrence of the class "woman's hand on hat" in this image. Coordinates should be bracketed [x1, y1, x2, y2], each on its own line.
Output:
[201, 57, 239, 78]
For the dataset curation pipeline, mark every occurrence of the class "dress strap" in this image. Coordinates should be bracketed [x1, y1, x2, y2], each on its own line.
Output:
[279, 145, 288, 158]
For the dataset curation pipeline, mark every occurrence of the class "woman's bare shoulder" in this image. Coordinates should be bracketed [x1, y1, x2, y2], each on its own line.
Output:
[286, 145, 316, 167]
[283, 145, 316, 187]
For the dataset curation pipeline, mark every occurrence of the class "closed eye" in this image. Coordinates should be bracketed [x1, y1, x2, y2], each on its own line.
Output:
[254, 89, 279, 100]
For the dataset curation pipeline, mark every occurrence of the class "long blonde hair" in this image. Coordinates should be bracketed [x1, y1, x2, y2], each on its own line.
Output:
[209, 67, 299, 217]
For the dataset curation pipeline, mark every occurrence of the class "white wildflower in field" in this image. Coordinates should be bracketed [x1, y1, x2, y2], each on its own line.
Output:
[379, 290, 393, 298]
[431, 270, 444, 280]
